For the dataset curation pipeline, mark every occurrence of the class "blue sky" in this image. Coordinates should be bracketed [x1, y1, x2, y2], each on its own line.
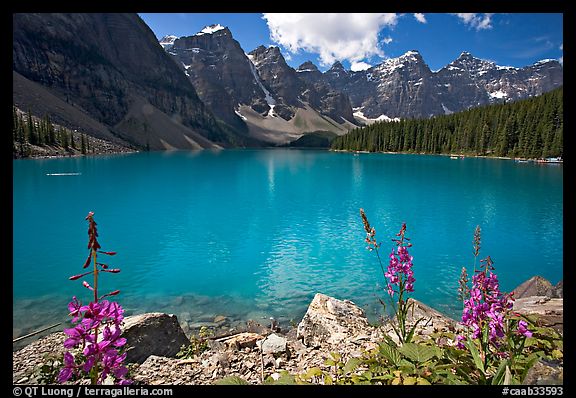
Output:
[138, 13, 563, 72]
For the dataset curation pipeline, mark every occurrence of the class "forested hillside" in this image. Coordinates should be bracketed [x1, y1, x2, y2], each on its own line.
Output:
[331, 87, 563, 159]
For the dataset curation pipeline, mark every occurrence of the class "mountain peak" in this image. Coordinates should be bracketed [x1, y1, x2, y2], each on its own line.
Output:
[297, 61, 320, 73]
[459, 51, 473, 58]
[329, 61, 345, 71]
[533, 58, 559, 66]
[159, 35, 178, 49]
[399, 50, 424, 63]
[196, 24, 229, 36]
[160, 35, 178, 43]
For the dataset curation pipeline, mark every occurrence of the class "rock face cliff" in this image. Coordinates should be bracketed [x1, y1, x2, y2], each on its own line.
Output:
[305, 50, 563, 121]
[12, 13, 228, 150]
[12, 14, 562, 149]
[164, 26, 356, 144]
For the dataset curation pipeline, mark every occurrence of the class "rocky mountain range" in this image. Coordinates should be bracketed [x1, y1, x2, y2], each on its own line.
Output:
[164, 25, 355, 144]
[13, 13, 236, 150]
[161, 25, 562, 141]
[12, 13, 563, 150]
[302, 50, 563, 120]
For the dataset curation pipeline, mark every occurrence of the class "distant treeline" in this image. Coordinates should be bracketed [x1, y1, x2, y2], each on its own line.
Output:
[331, 87, 563, 159]
[13, 107, 90, 157]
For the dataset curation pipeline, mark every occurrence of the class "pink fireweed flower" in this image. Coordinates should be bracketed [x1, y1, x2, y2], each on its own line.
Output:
[62, 297, 129, 384]
[385, 244, 415, 297]
[517, 320, 533, 338]
[57, 352, 77, 383]
[457, 256, 529, 350]
[456, 335, 466, 350]
[61, 212, 130, 385]
[67, 296, 82, 323]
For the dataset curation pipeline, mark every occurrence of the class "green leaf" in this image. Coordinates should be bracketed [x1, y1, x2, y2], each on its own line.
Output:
[379, 343, 402, 366]
[303, 367, 323, 379]
[466, 338, 485, 374]
[214, 376, 249, 385]
[403, 376, 417, 385]
[343, 357, 361, 374]
[492, 360, 509, 385]
[551, 349, 563, 359]
[398, 342, 439, 363]
[416, 377, 431, 385]
[263, 371, 297, 385]
[405, 317, 425, 344]
[399, 359, 417, 372]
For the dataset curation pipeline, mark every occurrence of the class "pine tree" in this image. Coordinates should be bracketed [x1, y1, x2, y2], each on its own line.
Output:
[331, 87, 562, 159]
[26, 110, 36, 145]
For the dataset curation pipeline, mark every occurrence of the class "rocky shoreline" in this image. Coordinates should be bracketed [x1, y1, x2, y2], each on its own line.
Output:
[13, 276, 563, 385]
[13, 139, 137, 160]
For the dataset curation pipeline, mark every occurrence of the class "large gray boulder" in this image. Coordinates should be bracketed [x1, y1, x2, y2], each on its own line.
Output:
[551, 280, 563, 298]
[523, 359, 563, 385]
[122, 313, 190, 364]
[404, 298, 459, 331]
[513, 296, 563, 333]
[296, 293, 371, 347]
[258, 333, 287, 355]
[513, 276, 554, 299]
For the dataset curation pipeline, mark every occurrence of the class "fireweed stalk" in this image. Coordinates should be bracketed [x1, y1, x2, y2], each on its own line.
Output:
[456, 226, 532, 383]
[58, 212, 130, 385]
[360, 209, 420, 344]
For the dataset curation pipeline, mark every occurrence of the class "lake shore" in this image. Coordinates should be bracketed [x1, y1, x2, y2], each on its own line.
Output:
[330, 148, 563, 163]
[12, 276, 563, 385]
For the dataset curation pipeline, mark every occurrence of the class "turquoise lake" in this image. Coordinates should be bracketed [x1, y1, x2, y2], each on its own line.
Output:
[12, 149, 563, 337]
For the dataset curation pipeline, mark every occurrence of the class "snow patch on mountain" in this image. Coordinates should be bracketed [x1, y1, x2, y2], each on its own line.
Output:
[489, 90, 508, 99]
[353, 108, 399, 124]
[234, 108, 248, 121]
[159, 35, 178, 50]
[196, 24, 226, 36]
[534, 59, 556, 65]
[246, 56, 276, 117]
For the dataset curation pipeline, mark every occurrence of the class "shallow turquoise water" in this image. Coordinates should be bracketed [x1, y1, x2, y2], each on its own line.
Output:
[13, 150, 563, 336]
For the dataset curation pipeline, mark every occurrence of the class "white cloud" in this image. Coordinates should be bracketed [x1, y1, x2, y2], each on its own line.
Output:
[383, 36, 393, 44]
[262, 13, 398, 67]
[414, 13, 427, 24]
[559, 43, 563, 65]
[350, 61, 372, 71]
[452, 13, 494, 30]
